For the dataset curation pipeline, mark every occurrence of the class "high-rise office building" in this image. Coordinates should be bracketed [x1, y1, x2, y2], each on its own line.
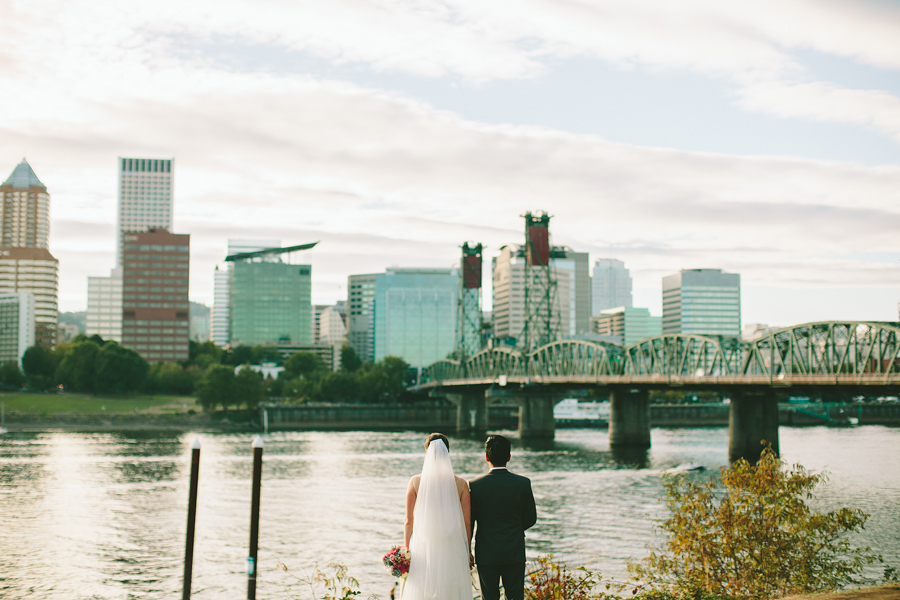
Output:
[230, 260, 312, 346]
[210, 240, 281, 348]
[373, 268, 458, 368]
[592, 306, 661, 347]
[0, 292, 35, 365]
[347, 273, 377, 363]
[1, 160, 58, 346]
[592, 258, 632, 316]
[121, 229, 190, 362]
[117, 158, 174, 264]
[491, 245, 572, 346]
[86, 267, 123, 341]
[662, 268, 741, 337]
[88, 158, 176, 343]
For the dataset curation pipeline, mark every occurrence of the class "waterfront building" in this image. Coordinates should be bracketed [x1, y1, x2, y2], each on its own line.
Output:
[662, 268, 741, 337]
[230, 259, 312, 346]
[319, 305, 347, 345]
[591, 306, 661, 347]
[116, 158, 174, 264]
[86, 267, 123, 341]
[592, 258, 632, 316]
[347, 273, 377, 363]
[0, 160, 59, 346]
[373, 268, 458, 368]
[491, 245, 572, 346]
[210, 266, 230, 347]
[0, 292, 35, 365]
[121, 229, 190, 362]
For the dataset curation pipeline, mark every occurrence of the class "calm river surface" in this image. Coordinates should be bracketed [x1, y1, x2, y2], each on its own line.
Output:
[1, 426, 898, 599]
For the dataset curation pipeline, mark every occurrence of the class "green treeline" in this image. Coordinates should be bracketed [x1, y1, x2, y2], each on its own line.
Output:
[1, 335, 413, 411]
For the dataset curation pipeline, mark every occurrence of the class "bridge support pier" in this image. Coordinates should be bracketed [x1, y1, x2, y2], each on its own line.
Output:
[518, 395, 557, 439]
[609, 388, 651, 448]
[444, 392, 488, 433]
[728, 390, 779, 464]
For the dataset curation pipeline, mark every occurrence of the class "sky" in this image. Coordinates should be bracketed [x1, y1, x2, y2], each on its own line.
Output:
[1, 0, 899, 327]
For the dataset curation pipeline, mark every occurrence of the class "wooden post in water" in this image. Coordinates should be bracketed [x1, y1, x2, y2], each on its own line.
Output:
[247, 435, 264, 600]
[183, 438, 201, 600]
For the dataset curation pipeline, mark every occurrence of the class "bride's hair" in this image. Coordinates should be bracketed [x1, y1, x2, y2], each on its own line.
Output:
[424, 433, 450, 451]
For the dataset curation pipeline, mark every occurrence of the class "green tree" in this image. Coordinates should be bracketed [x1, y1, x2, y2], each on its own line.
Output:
[340, 344, 362, 373]
[196, 364, 235, 412]
[359, 356, 411, 403]
[250, 345, 281, 365]
[0, 361, 25, 388]
[149, 362, 195, 395]
[283, 351, 325, 379]
[95, 342, 149, 394]
[317, 371, 360, 402]
[234, 365, 265, 409]
[189, 340, 224, 365]
[22, 345, 57, 391]
[55, 340, 101, 393]
[631, 447, 877, 598]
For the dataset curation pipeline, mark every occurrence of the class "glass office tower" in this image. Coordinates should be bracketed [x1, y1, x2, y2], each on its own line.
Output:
[662, 268, 741, 337]
[230, 260, 312, 346]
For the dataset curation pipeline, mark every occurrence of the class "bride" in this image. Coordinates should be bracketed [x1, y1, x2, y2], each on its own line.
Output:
[403, 433, 473, 600]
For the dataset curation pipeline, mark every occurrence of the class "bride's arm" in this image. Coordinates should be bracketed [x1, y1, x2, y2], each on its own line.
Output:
[404, 477, 417, 549]
[459, 480, 472, 549]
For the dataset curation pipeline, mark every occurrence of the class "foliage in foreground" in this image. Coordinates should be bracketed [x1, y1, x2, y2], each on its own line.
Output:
[279, 562, 378, 600]
[630, 447, 878, 599]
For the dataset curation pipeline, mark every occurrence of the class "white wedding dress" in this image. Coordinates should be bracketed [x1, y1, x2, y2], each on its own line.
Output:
[402, 440, 473, 600]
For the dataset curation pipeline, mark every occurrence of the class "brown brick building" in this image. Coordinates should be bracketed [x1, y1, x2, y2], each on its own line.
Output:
[121, 229, 190, 362]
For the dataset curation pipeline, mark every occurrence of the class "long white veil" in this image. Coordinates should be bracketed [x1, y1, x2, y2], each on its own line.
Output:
[403, 440, 472, 600]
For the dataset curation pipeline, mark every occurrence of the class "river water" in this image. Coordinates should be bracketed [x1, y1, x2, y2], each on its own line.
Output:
[1, 426, 898, 599]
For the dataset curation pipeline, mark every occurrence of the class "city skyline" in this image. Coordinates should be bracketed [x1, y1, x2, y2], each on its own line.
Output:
[2, 1, 899, 327]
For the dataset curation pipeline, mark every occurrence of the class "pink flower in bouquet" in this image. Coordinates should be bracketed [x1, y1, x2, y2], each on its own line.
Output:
[382, 545, 411, 579]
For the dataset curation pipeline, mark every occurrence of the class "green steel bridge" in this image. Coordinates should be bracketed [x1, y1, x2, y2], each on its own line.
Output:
[414, 322, 900, 462]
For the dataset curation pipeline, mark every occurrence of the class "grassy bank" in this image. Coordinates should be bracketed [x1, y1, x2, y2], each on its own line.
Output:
[784, 583, 900, 600]
[0, 392, 260, 432]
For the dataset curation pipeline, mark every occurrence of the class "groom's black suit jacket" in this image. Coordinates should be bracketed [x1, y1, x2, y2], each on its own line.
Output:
[469, 468, 537, 566]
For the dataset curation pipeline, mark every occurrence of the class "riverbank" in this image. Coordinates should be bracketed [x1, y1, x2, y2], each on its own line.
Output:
[784, 583, 900, 600]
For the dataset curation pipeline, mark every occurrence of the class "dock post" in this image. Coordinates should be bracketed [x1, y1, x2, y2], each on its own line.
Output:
[247, 436, 264, 600]
[182, 438, 201, 600]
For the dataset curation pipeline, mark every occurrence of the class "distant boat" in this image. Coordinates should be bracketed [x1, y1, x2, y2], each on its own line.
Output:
[666, 463, 706, 474]
[554, 399, 609, 428]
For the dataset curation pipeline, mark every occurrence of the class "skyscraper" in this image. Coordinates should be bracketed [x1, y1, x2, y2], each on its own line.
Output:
[662, 268, 741, 337]
[373, 268, 458, 368]
[121, 229, 191, 362]
[230, 260, 312, 346]
[591, 258, 632, 315]
[491, 245, 572, 347]
[0, 160, 59, 346]
[87, 158, 176, 342]
[592, 306, 662, 346]
[117, 158, 174, 264]
[0, 292, 36, 364]
[347, 273, 377, 363]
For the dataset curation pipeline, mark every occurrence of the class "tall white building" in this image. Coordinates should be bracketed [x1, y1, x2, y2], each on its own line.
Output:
[0, 292, 35, 365]
[210, 240, 281, 348]
[491, 245, 572, 347]
[116, 158, 174, 264]
[86, 267, 123, 341]
[662, 268, 741, 337]
[592, 258, 633, 316]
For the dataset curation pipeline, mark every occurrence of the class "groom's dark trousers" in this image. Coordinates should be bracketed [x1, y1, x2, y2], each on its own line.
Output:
[470, 468, 537, 600]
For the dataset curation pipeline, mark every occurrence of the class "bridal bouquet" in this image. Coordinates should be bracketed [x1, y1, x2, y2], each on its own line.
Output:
[382, 545, 411, 579]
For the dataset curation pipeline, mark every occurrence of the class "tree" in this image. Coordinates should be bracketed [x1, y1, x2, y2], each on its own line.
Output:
[22, 345, 57, 391]
[0, 361, 25, 388]
[196, 364, 235, 412]
[55, 340, 100, 393]
[317, 371, 360, 402]
[283, 351, 325, 379]
[358, 356, 411, 403]
[631, 447, 877, 598]
[234, 365, 265, 410]
[95, 343, 149, 394]
[189, 340, 224, 365]
[149, 362, 195, 395]
[340, 344, 362, 373]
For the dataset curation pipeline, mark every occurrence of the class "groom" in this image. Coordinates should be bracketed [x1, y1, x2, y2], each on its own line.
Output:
[469, 435, 537, 600]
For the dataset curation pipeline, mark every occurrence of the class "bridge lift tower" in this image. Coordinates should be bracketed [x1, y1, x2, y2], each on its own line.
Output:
[521, 211, 560, 353]
[457, 242, 483, 363]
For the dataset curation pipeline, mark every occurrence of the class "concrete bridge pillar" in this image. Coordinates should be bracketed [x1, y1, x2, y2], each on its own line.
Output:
[609, 388, 651, 448]
[728, 389, 779, 464]
[444, 392, 489, 433]
[518, 395, 557, 439]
